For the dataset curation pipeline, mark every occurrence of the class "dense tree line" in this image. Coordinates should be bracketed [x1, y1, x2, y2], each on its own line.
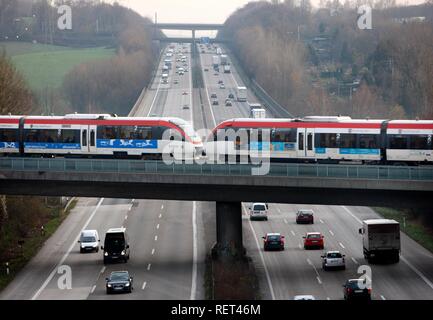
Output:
[223, 0, 433, 119]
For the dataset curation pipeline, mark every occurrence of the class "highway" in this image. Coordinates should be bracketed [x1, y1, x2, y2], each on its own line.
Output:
[2, 41, 433, 301]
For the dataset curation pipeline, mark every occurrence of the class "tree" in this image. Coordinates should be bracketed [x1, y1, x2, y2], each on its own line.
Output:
[0, 53, 33, 114]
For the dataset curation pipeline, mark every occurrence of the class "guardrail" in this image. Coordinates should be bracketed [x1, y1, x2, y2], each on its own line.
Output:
[1, 158, 432, 181]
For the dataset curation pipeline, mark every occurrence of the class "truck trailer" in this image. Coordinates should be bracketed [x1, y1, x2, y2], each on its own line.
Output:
[359, 219, 400, 263]
[237, 86, 247, 102]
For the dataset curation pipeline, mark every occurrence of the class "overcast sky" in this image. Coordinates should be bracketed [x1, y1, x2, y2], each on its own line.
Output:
[107, 0, 426, 36]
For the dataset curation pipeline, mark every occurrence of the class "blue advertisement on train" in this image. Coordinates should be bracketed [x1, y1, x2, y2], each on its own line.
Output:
[97, 139, 158, 149]
[0, 142, 19, 149]
[250, 142, 295, 151]
[24, 142, 81, 150]
[340, 148, 380, 155]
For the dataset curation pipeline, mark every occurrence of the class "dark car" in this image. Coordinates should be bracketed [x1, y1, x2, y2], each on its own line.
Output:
[343, 279, 371, 300]
[212, 99, 219, 106]
[228, 93, 234, 99]
[106, 271, 133, 294]
[262, 233, 285, 251]
[296, 209, 314, 224]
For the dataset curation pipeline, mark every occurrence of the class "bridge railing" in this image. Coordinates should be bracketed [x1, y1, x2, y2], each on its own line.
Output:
[1, 158, 433, 181]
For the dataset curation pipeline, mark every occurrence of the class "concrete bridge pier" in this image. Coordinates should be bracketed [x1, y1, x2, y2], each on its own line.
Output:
[214, 201, 245, 258]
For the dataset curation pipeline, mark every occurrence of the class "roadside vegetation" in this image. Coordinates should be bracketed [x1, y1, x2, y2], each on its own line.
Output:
[222, 0, 433, 120]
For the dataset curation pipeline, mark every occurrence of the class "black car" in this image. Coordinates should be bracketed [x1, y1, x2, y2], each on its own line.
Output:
[106, 271, 133, 294]
[262, 233, 285, 251]
[296, 209, 314, 224]
[228, 93, 234, 99]
[343, 279, 371, 300]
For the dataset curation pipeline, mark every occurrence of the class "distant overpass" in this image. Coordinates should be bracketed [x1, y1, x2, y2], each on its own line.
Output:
[1, 158, 432, 209]
[153, 37, 230, 44]
[151, 22, 227, 44]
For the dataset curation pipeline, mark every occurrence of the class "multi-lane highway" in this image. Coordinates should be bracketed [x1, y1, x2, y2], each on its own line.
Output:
[2, 42, 433, 300]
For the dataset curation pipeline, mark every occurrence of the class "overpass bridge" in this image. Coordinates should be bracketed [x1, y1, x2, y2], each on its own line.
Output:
[151, 23, 227, 44]
[2, 158, 432, 256]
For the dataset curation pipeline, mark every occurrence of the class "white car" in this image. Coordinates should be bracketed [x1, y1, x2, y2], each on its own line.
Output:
[294, 295, 316, 300]
[249, 203, 268, 221]
[78, 229, 100, 253]
[321, 251, 346, 270]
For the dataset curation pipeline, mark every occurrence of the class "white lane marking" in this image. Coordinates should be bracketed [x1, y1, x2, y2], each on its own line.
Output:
[31, 198, 104, 300]
[401, 256, 433, 290]
[91, 285, 96, 294]
[351, 257, 359, 265]
[327, 297, 331, 300]
[316, 277, 322, 285]
[319, 219, 324, 224]
[190, 201, 197, 300]
[188, 50, 193, 123]
[339, 242, 345, 249]
[307, 258, 323, 285]
[154, 235, 158, 241]
[344, 205, 433, 291]
[298, 243, 302, 249]
[284, 219, 288, 224]
[131, 199, 135, 203]
[128, 205, 132, 211]
[100, 266, 106, 274]
[151, 248, 155, 255]
[125, 215, 128, 220]
[243, 204, 276, 300]
[277, 207, 282, 214]
[307, 258, 313, 266]
[159, 213, 162, 219]
[161, 204, 164, 210]
[341, 206, 363, 225]
[142, 281, 147, 290]
[156, 224, 160, 230]
[329, 230, 334, 236]
[147, 263, 151, 271]
[381, 295, 386, 300]
[290, 230, 296, 237]
[147, 74, 162, 116]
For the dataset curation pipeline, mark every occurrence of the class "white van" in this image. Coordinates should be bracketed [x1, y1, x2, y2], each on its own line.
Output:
[78, 229, 100, 253]
[249, 203, 269, 221]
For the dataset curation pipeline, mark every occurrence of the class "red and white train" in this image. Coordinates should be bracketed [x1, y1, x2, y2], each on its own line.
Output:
[205, 116, 433, 164]
[0, 114, 204, 160]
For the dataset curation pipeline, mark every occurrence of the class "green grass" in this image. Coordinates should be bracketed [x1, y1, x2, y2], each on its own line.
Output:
[0, 199, 78, 292]
[1, 42, 115, 91]
[374, 207, 433, 254]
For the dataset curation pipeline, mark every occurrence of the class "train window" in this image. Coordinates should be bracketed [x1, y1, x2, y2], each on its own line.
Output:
[409, 135, 430, 150]
[298, 132, 304, 150]
[137, 127, 153, 140]
[315, 133, 338, 148]
[388, 135, 409, 149]
[273, 128, 296, 143]
[97, 126, 118, 139]
[359, 134, 379, 149]
[24, 129, 59, 143]
[61, 130, 80, 144]
[82, 130, 87, 147]
[0, 129, 18, 142]
[339, 134, 357, 148]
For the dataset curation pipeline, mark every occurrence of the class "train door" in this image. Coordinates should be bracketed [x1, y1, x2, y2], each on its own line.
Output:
[81, 126, 89, 153]
[297, 128, 315, 158]
[89, 125, 98, 154]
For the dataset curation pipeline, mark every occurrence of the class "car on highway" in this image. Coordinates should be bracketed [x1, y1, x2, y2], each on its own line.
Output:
[210, 92, 217, 98]
[262, 233, 285, 251]
[249, 202, 268, 221]
[228, 93, 234, 99]
[106, 271, 133, 294]
[204, 68, 209, 71]
[102, 227, 130, 264]
[343, 279, 371, 300]
[78, 229, 100, 253]
[293, 295, 316, 300]
[214, 72, 219, 76]
[321, 251, 346, 270]
[225, 99, 232, 107]
[212, 99, 219, 106]
[296, 209, 314, 224]
[173, 79, 179, 84]
[303, 232, 324, 250]
[219, 83, 226, 89]
[182, 91, 188, 95]
[218, 80, 223, 84]
[182, 104, 190, 110]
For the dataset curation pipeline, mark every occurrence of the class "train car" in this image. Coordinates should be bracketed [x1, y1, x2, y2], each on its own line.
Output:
[0, 115, 21, 155]
[206, 116, 433, 164]
[386, 120, 433, 163]
[0, 114, 203, 160]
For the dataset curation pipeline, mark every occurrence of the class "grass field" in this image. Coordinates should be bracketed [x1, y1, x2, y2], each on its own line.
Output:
[1, 41, 115, 91]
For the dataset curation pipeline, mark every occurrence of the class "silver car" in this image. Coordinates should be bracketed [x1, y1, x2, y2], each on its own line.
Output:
[321, 251, 346, 270]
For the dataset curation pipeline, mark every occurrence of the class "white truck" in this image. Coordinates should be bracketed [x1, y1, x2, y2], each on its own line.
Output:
[212, 55, 220, 69]
[359, 219, 400, 263]
[249, 103, 266, 118]
[220, 54, 228, 65]
[216, 47, 222, 55]
[237, 86, 247, 102]
[223, 65, 231, 73]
